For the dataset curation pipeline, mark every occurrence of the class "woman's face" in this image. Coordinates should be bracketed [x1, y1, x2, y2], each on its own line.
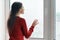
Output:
[19, 6, 24, 14]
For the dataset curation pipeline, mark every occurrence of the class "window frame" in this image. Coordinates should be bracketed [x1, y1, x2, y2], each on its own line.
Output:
[5, 0, 55, 40]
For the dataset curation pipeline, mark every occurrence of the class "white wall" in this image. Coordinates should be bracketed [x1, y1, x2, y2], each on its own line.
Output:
[0, 0, 5, 40]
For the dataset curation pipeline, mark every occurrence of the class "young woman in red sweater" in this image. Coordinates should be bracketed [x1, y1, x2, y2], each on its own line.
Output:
[7, 2, 38, 40]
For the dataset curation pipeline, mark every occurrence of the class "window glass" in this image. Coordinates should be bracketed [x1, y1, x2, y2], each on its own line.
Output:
[56, 0, 60, 40]
[10, 0, 44, 38]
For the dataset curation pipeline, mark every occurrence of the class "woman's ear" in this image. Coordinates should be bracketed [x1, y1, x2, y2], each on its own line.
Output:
[19, 8, 24, 14]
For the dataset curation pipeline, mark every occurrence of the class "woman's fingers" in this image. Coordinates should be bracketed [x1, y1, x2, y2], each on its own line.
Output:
[34, 19, 39, 26]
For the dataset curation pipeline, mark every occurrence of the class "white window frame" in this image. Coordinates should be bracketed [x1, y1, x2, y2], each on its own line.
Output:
[5, 0, 56, 40]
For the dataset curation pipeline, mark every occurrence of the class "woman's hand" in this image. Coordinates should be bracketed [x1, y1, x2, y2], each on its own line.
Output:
[32, 19, 39, 27]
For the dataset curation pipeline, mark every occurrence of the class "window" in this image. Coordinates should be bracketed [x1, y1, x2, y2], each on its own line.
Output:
[56, 0, 60, 40]
[5, 0, 56, 40]
[10, 0, 44, 38]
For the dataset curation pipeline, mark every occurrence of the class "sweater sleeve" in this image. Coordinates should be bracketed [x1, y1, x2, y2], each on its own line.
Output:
[21, 19, 34, 38]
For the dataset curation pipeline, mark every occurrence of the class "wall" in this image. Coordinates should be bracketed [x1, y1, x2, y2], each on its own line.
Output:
[0, 0, 5, 40]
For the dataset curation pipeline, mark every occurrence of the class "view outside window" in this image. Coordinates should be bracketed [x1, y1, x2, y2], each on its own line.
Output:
[10, 0, 44, 38]
[56, 0, 60, 40]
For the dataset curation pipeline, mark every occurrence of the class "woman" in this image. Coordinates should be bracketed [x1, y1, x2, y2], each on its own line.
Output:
[7, 2, 38, 40]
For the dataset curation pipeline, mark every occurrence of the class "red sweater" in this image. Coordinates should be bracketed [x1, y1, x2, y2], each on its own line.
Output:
[9, 16, 34, 40]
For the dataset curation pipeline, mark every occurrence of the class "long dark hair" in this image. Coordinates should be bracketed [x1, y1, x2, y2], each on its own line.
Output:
[7, 2, 22, 29]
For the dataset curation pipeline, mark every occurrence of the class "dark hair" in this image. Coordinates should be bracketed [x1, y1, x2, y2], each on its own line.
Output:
[7, 2, 22, 29]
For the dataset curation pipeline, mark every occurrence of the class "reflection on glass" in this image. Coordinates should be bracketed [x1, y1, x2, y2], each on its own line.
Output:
[10, 0, 44, 38]
[56, 0, 60, 40]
